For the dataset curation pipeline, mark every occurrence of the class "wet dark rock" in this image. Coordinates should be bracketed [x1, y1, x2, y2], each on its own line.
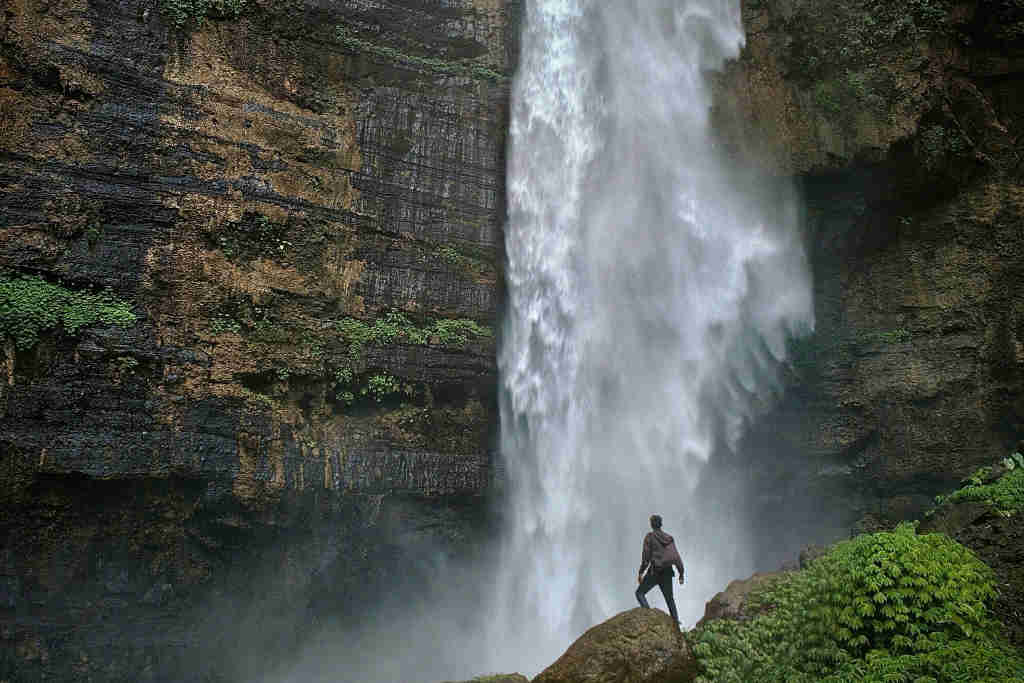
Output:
[718, 0, 1024, 565]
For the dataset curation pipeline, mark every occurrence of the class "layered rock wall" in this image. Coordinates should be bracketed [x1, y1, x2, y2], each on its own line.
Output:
[715, 0, 1024, 561]
[0, 0, 514, 678]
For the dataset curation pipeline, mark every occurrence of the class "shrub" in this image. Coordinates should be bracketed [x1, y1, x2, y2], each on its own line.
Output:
[693, 523, 1024, 682]
[934, 464, 1024, 517]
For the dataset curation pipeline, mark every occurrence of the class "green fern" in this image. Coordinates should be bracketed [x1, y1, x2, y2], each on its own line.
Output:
[693, 524, 1024, 682]
[0, 275, 136, 349]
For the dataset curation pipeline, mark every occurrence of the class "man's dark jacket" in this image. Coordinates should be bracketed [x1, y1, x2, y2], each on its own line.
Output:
[639, 530, 685, 579]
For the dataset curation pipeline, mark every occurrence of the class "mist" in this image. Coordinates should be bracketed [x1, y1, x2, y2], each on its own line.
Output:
[275, 0, 814, 680]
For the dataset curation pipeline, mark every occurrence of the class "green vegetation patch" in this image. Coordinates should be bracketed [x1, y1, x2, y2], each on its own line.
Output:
[337, 312, 491, 358]
[934, 455, 1024, 517]
[0, 275, 136, 349]
[693, 523, 1024, 682]
[160, 0, 245, 28]
[332, 312, 491, 404]
[335, 27, 504, 82]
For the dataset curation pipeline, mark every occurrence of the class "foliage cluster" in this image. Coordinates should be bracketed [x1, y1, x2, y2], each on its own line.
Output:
[160, 0, 244, 28]
[335, 27, 504, 82]
[693, 523, 1024, 682]
[0, 275, 136, 349]
[363, 373, 412, 403]
[332, 312, 491, 404]
[934, 456, 1024, 517]
[337, 312, 491, 357]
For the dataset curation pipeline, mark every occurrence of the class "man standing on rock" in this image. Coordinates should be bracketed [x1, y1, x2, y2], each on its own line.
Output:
[636, 514, 684, 626]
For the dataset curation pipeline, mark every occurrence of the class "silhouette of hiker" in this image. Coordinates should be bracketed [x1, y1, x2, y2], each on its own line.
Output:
[636, 514, 685, 625]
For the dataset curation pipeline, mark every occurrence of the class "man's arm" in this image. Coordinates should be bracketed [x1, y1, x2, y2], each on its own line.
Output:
[638, 534, 651, 582]
[675, 554, 685, 584]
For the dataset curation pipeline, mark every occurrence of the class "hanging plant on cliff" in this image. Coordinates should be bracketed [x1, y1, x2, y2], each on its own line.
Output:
[692, 523, 1024, 682]
[159, 0, 244, 29]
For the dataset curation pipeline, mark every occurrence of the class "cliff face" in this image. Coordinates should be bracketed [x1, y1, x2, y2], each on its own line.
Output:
[714, 0, 1024, 560]
[0, 0, 514, 679]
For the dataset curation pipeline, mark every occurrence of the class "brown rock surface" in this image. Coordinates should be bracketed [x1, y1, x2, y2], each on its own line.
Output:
[533, 608, 697, 683]
[696, 572, 787, 628]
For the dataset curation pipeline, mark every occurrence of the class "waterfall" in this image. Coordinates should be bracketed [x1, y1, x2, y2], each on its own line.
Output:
[489, 0, 814, 674]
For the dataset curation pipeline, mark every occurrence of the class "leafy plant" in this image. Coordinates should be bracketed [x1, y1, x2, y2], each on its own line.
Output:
[0, 275, 136, 349]
[363, 374, 401, 402]
[934, 465, 1024, 517]
[693, 523, 1024, 682]
[1002, 452, 1024, 471]
[160, 0, 244, 29]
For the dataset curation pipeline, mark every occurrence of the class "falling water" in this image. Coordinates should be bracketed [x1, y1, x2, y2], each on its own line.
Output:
[490, 0, 814, 674]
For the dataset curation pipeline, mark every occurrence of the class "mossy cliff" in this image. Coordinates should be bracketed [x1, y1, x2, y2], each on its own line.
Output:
[3, 0, 1024, 679]
[0, 0, 514, 679]
[712, 0, 1024, 560]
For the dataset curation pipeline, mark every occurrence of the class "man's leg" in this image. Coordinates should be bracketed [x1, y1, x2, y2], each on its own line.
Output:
[635, 571, 659, 608]
[657, 571, 679, 624]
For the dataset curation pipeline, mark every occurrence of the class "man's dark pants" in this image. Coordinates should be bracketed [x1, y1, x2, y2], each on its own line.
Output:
[635, 567, 678, 623]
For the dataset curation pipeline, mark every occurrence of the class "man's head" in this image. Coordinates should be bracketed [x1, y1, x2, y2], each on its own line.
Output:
[650, 514, 662, 530]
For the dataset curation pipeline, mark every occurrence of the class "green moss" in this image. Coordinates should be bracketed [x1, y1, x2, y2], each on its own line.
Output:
[0, 275, 136, 349]
[331, 312, 491, 406]
[934, 461, 1024, 517]
[335, 312, 492, 362]
[160, 0, 244, 28]
[335, 27, 504, 82]
[692, 523, 1024, 682]
[429, 243, 496, 282]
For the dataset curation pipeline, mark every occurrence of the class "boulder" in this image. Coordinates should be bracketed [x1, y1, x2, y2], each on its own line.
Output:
[441, 676, 529, 683]
[696, 572, 786, 628]
[533, 608, 696, 683]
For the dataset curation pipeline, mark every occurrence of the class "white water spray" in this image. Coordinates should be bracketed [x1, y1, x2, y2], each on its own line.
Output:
[490, 0, 814, 673]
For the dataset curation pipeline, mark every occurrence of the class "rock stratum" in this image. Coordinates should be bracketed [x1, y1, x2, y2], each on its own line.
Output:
[0, 0, 514, 679]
